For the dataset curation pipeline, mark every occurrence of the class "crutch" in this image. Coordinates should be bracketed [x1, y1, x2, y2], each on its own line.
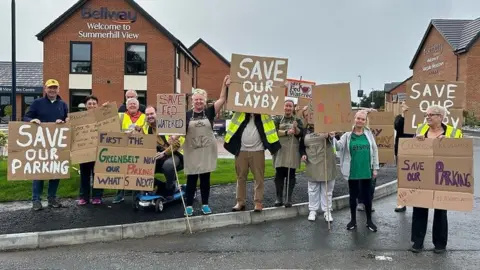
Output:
[170, 145, 192, 234]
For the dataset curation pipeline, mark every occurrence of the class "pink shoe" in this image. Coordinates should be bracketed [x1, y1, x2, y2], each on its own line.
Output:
[77, 199, 88, 205]
[91, 198, 102, 205]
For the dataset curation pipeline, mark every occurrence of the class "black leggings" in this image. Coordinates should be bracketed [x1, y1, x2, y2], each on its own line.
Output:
[186, 172, 210, 206]
[348, 179, 373, 222]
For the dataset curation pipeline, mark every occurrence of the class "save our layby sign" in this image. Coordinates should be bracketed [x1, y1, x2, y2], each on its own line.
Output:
[227, 53, 288, 115]
[404, 81, 465, 134]
[7, 122, 72, 181]
[368, 112, 395, 164]
[397, 138, 474, 212]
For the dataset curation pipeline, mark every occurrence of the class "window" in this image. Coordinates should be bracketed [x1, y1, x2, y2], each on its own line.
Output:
[70, 42, 92, 74]
[22, 94, 42, 118]
[176, 51, 180, 79]
[70, 89, 92, 112]
[0, 94, 11, 123]
[124, 90, 147, 107]
[125, 43, 147, 75]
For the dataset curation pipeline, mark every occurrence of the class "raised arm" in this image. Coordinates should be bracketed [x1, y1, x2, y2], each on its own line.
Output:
[214, 75, 230, 114]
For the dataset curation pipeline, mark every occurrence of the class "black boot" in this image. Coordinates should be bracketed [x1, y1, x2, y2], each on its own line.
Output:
[274, 174, 284, 207]
[284, 173, 296, 208]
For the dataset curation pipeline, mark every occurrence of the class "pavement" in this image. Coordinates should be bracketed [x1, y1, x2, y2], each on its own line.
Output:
[0, 166, 397, 234]
[1, 194, 479, 270]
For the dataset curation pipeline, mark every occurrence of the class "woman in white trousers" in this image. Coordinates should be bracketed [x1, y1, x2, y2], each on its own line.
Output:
[299, 121, 337, 222]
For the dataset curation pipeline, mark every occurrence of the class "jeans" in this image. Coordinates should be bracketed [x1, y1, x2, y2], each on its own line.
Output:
[79, 162, 103, 200]
[32, 180, 60, 202]
[156, 155, 181, 196]
[186, 173, 211, 206]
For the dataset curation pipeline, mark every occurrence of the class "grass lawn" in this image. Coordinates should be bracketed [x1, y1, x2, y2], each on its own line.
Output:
[0, 158, 304, 202]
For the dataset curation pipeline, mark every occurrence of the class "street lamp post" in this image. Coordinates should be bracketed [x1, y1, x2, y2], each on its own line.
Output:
[11, 0, 17, 121]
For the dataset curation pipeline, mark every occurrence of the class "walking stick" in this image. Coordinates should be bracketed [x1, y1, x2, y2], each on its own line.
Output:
[171, 144, 192, 234]
[324, 137, 331, 230]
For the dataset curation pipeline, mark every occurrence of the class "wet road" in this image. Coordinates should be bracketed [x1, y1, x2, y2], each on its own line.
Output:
[1, 195, 479, 270]
[0, 167, 397, 234]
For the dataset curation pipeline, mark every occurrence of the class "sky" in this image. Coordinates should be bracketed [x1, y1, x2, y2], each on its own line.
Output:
[0, 0, 479, 100]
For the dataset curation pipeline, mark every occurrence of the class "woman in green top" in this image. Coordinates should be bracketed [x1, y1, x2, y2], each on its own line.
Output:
[335, 110, 379, 232]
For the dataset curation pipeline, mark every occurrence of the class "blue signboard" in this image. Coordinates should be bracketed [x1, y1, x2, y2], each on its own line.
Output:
[0, 86, 43, 94]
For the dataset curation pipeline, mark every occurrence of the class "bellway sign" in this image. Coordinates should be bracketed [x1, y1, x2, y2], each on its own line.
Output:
[81, 7, 137, 23]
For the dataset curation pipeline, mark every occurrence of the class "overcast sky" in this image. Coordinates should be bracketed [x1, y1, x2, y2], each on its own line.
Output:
[0, 0, 479, 99]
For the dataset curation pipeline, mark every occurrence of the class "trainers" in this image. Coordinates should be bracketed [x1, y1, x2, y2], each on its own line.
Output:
[91, 198, 102, 205]
[77, 199, 88, 206]
[308, 211, 317, 221]
[324, 211, 333, 222]
[32, 201, 43, 211]
[112, 195, 124, 204]
[366, 221, 378, 232]
[185, 206, 193, 217]
[433, 247, 446, 254]
[346, 221, 357, 230]
[48, 198, 62, 208]
[201, 205, 212, 215]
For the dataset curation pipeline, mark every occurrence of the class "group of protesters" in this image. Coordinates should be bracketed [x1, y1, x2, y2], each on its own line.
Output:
[23, 76, 463, 254]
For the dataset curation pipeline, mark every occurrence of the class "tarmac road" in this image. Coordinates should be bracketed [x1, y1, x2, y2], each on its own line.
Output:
[0, 166, 397, 234]
[1, 195, 479, 270]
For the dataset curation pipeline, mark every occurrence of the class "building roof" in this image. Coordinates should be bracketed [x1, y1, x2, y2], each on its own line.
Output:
[383, 76, 412, 93]
[0, 61, 43, 87]
[409, 17, 480, 69]
[189, 38, 230, 67]
[35, 0, 201, 66]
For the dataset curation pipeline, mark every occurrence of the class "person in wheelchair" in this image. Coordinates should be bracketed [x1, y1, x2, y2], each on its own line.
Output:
[137, 105, 185, 199]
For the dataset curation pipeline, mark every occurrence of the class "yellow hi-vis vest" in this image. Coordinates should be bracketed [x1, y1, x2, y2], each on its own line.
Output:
[224, 112, 279, 144]
[415, 123, 463, 138]
[141, 124, 185, 155]
[119, 112, 146, 132]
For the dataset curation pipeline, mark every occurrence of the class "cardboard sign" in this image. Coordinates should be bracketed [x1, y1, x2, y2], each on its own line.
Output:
[68, 102, 120, 164]
[286, 79, 314, 98]
[93, 132, 157, 191]
[404, 81, 465, 134]
[156, 94, 186, 135]
[227, 53, 288, 115]
[369, 112, 395, 164]
[312, 83, 352, 133]
[7, 122, 71, 180]
[397, 138, 474, 211]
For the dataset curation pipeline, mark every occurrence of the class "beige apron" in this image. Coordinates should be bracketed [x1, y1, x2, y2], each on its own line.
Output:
[304, 131, 337, 181]
[273, 120, 301, 169]
[183, 116, 218, 175]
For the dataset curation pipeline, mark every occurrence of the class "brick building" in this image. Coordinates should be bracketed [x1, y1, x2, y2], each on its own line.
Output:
[385, 17, 480, 116]
[189, 38, 230, 100]
[35, 0, 200, 112]
[384, 76, 412, 115]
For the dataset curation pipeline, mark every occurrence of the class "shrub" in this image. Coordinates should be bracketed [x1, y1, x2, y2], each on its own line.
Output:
[0, 131, 7, 147]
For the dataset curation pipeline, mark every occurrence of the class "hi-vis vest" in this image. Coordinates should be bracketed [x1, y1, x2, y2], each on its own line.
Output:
[119, 112, 146, 131]
[415, 123, 463, 138]
[141, 124, 185, 154]
[225, 112, 279, 144]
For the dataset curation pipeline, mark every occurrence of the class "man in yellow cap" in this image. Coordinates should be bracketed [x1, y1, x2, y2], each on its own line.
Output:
[23, 79, 69, 211]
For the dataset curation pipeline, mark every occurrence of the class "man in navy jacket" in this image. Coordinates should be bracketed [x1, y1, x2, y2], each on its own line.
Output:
[23, 79, 69, 211]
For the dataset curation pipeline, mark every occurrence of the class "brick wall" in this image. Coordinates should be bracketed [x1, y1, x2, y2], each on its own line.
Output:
[466, 39, 480, 116]
[190, 42, 230, 100]
[42, 0, 178, 109]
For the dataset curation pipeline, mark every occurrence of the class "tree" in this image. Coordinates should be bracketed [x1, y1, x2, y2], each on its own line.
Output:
[351, 101, 358, 107]
[359, 90, 385, 109]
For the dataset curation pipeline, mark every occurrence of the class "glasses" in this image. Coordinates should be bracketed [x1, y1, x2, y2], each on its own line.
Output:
[424, 113, 441, 118]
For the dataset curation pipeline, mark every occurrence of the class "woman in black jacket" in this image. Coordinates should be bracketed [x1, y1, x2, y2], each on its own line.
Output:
[394, 101, 414, 212]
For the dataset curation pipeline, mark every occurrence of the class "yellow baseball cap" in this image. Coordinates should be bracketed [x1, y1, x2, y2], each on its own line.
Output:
[45, 79, 60, 87]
